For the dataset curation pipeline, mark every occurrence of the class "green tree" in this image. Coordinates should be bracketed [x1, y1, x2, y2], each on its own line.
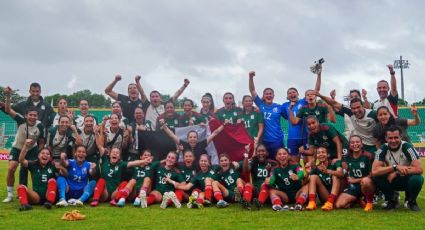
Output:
[0, 86, 26, 104]
[45, 90, 111, 107]
[398, 98, 409, 106]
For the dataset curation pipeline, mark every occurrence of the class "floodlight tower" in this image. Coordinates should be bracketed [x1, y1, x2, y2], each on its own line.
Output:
[393, 56, 410, 101]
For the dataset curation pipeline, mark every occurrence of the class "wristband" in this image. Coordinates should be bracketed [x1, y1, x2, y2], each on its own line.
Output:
[390, 71, 395, 75]
[392, 164, 398, 172]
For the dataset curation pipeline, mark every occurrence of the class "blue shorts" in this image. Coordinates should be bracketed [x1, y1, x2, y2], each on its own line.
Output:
[286, 139, 308, 156]
[262, 140, 284, 160]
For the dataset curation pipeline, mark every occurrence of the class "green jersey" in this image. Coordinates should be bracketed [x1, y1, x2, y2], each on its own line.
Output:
[132, 165, 153, 190]
[296, 102, 329, 123]
[215, 107, 243, 125]
[270, 164, 303, 193]
[99, 155, 128, 194]
[157, 113, 180, 130]
[178, 164, 197, 183]
[308, 123, 348, 159]
[249, 158, 278, 189]
[345, 152, 372, 180]
[178, 112, 204, 127]
[311, 161, 341, 188]
[190, 168, 216, 190]
[213, 167, 240, 190]
[154, 166, 184, 194]
[27, 161, 58, 196]
[241, 110, 264, 139]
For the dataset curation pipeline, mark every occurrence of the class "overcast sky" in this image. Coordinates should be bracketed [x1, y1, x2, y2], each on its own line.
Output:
[1, 0, 424, 107]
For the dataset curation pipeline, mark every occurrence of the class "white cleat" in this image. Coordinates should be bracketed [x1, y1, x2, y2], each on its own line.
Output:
[2, 196, 13, 203]
[140, 190, 147, 208]
[168, 191, 181, 208]
[56, 199, 69, 207]
[160, 192, 170, 209]
[75, 199, 84, 207]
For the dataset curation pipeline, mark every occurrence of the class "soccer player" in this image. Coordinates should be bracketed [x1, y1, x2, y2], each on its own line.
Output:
[3, 87, 45, 202]
[317, 95, 379, 154]
[305, 147, 343, 211]
[46, 115, 80, 160]
[105, 75, 144, 123]
[199, 93, 216, 123]
[49, 98, 73, 127]
[128, 107, 153, 161]
[281, 64, 322, 162]
[75, 99, 97, 130]
[56, 145, 97, 207]
[160, 119, 228, 161]
[300, 115, 348, 162]
[105, 101, 129, 129]
[372, 126, 424, 211]
[90, 145, 151, 207]
[241, 95, 264, 144]
[248, 71, 285, 159]
[268, 148, 307, 211]
[17, 140, 67, 210]
[211, 153, 253, 209]
[98, 113, 130, 152]
[371, 64, 399, 117]
[156, 101, 180, 131]
[335, 135, 375, 211]
[138, 77, 190, 130]
[373, 106, 420, 148]
[179, 99, 204, 127]
[170, 154, 216, 208]
[131, 150, 154, 208]
[149, 151, 185, 209]
[77, 115, 98, 163]
[215, 92, 243, 125]
[241, 144, 277, 209]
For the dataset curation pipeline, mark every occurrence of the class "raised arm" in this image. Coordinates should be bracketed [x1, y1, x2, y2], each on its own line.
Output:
[206, 120, 229, 144]
[361, 89, 371, 109]
[314, 64, 322, 92]
[387, 64, 398, 97]
[171, 79, 190, 102]
[332, 136, 342, 160]
[104, 75, 122, 100]
[407, 105, 420, 126]
[316, 91, 343, 111]
[242, 145, 251, 173]
[288, 106, 301, 125]
[160, 120, 180, 145]
[18, 139, 34, 168]
[70, 124, 82, 146]
[4, 87, 17, 118]
[60, 152, 69, 168]
[248, 71, 258, 99]
[135, 75, 148, 102]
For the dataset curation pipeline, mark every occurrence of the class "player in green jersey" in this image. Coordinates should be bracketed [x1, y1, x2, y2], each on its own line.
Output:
[199, 93, 216, 123]
[215, 92, 243, 125]
[16, 139, 67, 211]
[156, 101, 180, 131]
[170, 154, 215, 208]
[242, 144, 277, 210]
[268, 148, 307, 211]
[212, 153, 253, 208]
[149, 151, 185, 209]
[179, 99, 204, 127]
[335, 135, 375, 211]
[305, 147, 344, 211]
[90, 145, 151, 207]
[241, 95, 264, 143]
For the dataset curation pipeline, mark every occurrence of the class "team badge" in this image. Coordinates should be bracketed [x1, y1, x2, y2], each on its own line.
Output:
[48, 168, 52, 173]
[360, 162, 365, 168]
[230, 169, 234, 174]
[115, 166, 119, 171]
[288, 170, 293, 175]
[273, 107, 278, 113]
[41, 105, 45, 110]
[233, 112, 237, 116]
[323, 135, 328, 140]
[251, 115, 254, 119]
[315, 110, 320, 116]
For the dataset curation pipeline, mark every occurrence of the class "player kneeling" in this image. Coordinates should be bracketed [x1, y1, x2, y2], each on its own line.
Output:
[268, 148, 307, 211]
[130, 150, 154, 208]
[336, 135, 375, 211]
[212, 154, 253, 209]
[17, 139, 67, 211]
[305, 147, 343, 211]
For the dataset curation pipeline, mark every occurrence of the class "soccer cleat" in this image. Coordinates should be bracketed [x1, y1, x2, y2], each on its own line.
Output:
[109, 199, 117, 206]
[187, 195, 196, 209]
[407, 200, 421, 212]
[216, 200, 229, 208]
[382, 201, 397, 210]
[44, 201, 52, 209]
[168, 191, 181, 208]
[195, 201, 204, 209]
[282, 205, 290, 211]
[140, 190, 147, 208]
[160, 192, 170, 209]
[67, 198, 77, 206]
[117, 198, 125, 207]
[321, 201, 334, 211]
[56, 199, 68, 207]
[294, 204, 303, 211]
[305, 201, 317, 211]
[187, 202, 193, 209]
[90, 200, 99, 207]
[75, 200, 84, 207]
[203, 199, 212, 207]
[19, 204, 32, 211]
[364, 202, 373, 212]
[2, 196, 13, 203]
[234, 187, 241, 202]
[272, 204, 282, 211]
[133, 197, 141, 207]
[253, 198, 262, 210]
[239, 198, 251, 210]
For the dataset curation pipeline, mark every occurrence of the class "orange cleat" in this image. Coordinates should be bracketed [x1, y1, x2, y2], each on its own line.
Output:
[364, 202, 373, 212]
[305, 201, 317, 211]
[321, 201, 334, 211]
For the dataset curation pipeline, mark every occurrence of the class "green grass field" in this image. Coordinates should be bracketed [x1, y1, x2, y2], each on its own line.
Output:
[1, 161, 425, 229]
